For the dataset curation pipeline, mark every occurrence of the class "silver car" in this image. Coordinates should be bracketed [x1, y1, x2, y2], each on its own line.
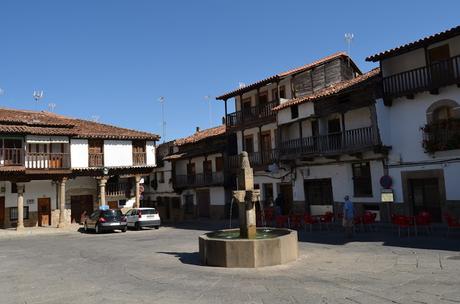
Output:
[84, 209, 127, 234]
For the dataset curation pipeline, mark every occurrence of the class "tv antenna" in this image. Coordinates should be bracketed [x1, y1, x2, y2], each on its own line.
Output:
[158, 96, 166, 142]
[344, 33, 354, 67]
[33, 90, 44, 109]
[204, 95, 213, 128]
[238, 82, 246, 88]
[48, 103, 56, 112]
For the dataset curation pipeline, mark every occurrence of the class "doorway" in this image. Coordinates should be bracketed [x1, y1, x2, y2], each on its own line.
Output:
[409, 178, 442, 221]
[279, 183, 293, 215]
[0, 197, 4, 228]
[304, 179, 333, 215]
[196, 189, 210, 217]
[71, 195, 94, 224]
[37, 198, 51, 226]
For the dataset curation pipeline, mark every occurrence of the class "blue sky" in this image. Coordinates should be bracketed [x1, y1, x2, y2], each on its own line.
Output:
[0, 0, 459, 141]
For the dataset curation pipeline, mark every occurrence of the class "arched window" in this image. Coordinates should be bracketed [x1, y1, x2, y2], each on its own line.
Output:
[426, 99, 460, 123]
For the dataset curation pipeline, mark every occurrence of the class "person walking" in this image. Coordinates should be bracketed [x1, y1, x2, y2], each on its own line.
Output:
[343, 195, 354, 238]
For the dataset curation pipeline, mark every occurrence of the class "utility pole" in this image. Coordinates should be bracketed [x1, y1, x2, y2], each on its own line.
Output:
[344, 33, 354, 67]
[158, 96, 166, 142]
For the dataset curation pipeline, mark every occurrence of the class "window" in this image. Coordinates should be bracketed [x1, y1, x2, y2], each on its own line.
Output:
[215, 157, 224, 172]
[271, 86, 286, 100]
[11, 183, 17, 193]
[9, 206, 29, 221]
[157, 171, 165, 183]
[352, 162, 373, 197]
[304, 179, 333, 205]
[258, 91, 268, 106]
[433, 106, 452, 122]
[291, 105, 299, 119]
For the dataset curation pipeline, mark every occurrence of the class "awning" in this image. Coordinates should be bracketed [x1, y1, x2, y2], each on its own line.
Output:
[26, 135, 69, 144]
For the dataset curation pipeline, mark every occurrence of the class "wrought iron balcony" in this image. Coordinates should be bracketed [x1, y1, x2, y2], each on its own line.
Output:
[382, 55, 460, 99]
[226, 100, 278, 129]
[278, 126, 379, 157]
[226, 149, 279, 169]
[422, 119, 460, 153]
[174, 172, 225, 188]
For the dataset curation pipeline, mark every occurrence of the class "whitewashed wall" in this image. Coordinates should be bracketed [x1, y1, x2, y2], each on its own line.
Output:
[292, 159, 384, 203]
[210, 187, 226, 205]
[104, 140, 133, 167]
[277, 102, 315, 125]
[146, 141, 156, 166]
[70, 139, 89, 168]
[1, 180, 57, 212]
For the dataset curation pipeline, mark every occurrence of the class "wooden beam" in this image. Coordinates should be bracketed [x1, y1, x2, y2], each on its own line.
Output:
[349, 152, 363, 159]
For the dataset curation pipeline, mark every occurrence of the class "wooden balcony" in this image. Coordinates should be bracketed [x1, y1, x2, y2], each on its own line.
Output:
[133, 152, 147, 166]
[226, 150, 279, 170]
[106, 182, 132, 197]
[422, 119, 460, 153]
[0, 148, 23, 166]
[382, 55, 460, 100]
[25, 152, 71, 169]
[174, 172, 224, 188]
[226, 100, 278, 129]
[279, 126, 379, 158]
[89, 153, 104, 167]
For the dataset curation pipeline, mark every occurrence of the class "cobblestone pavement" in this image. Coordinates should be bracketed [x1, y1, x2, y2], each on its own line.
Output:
[0, 221, 459, 304]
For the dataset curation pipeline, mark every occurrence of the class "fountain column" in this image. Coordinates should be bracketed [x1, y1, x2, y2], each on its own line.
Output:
[233, 152, 259, 239]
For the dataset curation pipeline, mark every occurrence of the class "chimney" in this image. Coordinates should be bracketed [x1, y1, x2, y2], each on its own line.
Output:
[196, 126, 200, 132]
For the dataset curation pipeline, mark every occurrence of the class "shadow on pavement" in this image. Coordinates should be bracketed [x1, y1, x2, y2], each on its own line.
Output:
[157, 251, 201, 266]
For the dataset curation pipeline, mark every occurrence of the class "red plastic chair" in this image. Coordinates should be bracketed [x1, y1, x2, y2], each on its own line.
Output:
[415, 211, 432, 235]
[275, 215, 289, 228]
[319, 212, 334, 231]
[303, 214, 318, 232]
[394, 215, 414, 237]
[444, 214, 460, 237]
[362, 211, 377, 232]
[289, 214, 302, 230]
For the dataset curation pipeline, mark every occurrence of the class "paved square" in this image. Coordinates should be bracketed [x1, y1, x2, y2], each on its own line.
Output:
[0, 222, 459, 304]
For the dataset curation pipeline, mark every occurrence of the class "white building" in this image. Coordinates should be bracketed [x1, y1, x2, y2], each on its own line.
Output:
[367, 25, 460, 221]
[0, 108, 159, 229]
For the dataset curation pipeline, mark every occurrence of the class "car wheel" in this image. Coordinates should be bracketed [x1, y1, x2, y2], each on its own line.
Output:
[154, 226, 160, 230]
[95, 224, 101, 234]
[122, 226, 127, 233]
[135, 222, 140, 231]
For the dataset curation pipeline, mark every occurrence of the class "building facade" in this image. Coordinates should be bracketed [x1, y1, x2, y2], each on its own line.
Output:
[0, 108, 158, 229]
[367, 25, 460, 221]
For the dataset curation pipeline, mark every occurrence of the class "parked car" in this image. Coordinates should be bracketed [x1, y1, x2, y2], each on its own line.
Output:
[125, 207, 161, 230]
[84, 209, 127, 233]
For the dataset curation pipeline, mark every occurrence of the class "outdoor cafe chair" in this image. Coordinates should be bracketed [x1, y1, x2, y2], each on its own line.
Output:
[393, 215, 415, 237]
[319, 211, 334, 231]
[289, 214, 302, 230]
[362, 211, 377, 232]
[275, 215, 289, 228]
[444, 213, 460, 237]
[414, 211, 432, 235]
[303, 214, 318, 232]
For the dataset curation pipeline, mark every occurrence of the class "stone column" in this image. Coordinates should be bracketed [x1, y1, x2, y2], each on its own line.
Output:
[58, 177, 67, 228]
[98, 178, 107, 206]
[134, 176, 141, 208]
[16, 184, 25, 230]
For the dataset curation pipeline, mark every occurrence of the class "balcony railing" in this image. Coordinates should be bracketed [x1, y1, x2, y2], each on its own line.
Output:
[227, 149, 279, 169]
[174, 172, 225, 188]
[25, 152, 71, 169]
[383, 55, 460, 99]
[422, 120, 460, 153]
[279, 126, 378, 157]
[106, 182, 132, 197]
[133, 152, 147, 166]
[226, 100, 278, 128]
[0, 148, 23, 166]
[89, 153, 104, 167]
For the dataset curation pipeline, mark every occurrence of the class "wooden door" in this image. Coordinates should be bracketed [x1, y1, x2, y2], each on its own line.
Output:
[88, 140, 104, 167]
[108, 201, 118, 210]
[409, 178, 442, 222]
[261, 131, 272, 164]
[244, 135, 254, 153]
[0, 197, 4, 228]
[187, 163, 196, 184]
[327, 118, 342, 150]
[428, 44, 452, 86]
[38, 198, 51, 226]
[196, 189, 210, 217]
[279, 184, 293, 215]
[71, 195, 94, 224]
[203, 160, 212, 183]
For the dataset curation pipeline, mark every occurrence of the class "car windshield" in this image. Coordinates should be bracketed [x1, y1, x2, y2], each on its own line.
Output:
[101, 209, 123, 220]
[141, 209, 157, 215]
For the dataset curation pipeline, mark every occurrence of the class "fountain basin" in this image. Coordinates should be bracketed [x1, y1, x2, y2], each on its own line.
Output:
[199, 228, 298, 268]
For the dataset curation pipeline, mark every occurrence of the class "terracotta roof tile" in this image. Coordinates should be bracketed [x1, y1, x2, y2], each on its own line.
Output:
[273, 68, 380, 111]
[366, 25, 460, 62]
[174, 125, 226, 146]
[216, 52, 361, 100]
[0, 108, 160, 140]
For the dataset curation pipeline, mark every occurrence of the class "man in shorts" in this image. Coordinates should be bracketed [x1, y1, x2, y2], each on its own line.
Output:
[343, 195, 354, 238]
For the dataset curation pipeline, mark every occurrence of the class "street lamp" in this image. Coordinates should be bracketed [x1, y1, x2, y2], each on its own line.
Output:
[158, 96, 166, 142]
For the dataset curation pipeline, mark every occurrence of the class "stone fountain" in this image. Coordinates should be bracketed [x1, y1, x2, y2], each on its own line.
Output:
[199, 152, 298, 268]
